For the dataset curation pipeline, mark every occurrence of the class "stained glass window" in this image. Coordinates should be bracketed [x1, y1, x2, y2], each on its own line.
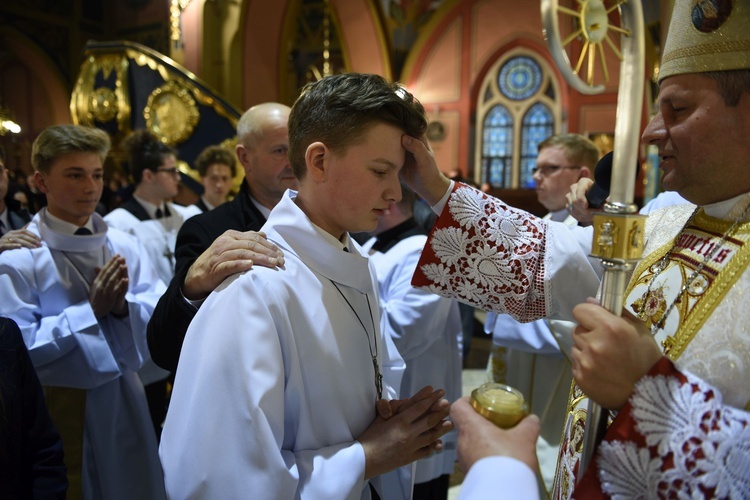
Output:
[478, 51, 558, 189]
[482, 104, 513, 186]
[498, 56, 543, 101]
[519, 103, 554, 188]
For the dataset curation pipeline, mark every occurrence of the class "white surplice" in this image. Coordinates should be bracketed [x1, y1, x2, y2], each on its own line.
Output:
[160, 190, 407, 500]
[104, 201, 199, 384]
[104, 202, 200, 285]
[363, 233, 462, 486]
[0, 209, 167, 500]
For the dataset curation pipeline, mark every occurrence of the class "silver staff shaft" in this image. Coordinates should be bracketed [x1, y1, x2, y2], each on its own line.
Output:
[541, 0, 647, 481]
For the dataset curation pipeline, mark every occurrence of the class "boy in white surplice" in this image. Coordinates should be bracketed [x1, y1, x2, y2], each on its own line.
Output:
[0, 124, 167, 499]
[160, 73, 454, 499]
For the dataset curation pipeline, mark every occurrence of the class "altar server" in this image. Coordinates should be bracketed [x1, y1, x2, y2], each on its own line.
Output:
[160, 73, 453, 499]
[0, 124, 167, 499]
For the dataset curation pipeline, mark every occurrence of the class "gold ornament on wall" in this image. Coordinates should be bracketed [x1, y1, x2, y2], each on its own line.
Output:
[144, 80, 200, 146]
[90, 87, 119, 123]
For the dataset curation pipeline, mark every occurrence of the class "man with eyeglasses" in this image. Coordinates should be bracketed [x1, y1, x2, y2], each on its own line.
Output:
[531, 134, 596, 218]
[105, 129, 201, 285]
[104, 129, 200, 441]
[483, 133, 598, 496]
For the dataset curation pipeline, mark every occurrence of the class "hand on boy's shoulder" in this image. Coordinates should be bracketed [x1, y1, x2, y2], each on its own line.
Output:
[183, 230, 284, 300]
[0, 225, 42, 253]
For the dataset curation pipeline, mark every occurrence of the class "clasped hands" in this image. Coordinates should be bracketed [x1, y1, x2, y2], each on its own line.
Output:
[89, 255, 129, 319]
[360, 386, 453, 480]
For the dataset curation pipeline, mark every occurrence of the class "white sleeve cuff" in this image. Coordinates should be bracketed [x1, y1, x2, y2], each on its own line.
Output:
[458, 456, 539, 500]
[431, 180, 455, 215]
[180, 288, 204, 310]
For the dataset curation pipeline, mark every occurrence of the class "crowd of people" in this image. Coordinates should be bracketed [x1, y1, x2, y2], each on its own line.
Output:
[0, 0, 748, 498]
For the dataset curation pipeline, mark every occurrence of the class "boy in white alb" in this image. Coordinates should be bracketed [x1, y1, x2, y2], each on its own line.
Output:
[0, 124, 167, 499]
[160, 73, 453, 499]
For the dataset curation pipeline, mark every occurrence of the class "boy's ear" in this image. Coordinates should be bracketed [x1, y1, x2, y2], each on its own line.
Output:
[34, 171, 50, 195]
[305, 142, 328, 182]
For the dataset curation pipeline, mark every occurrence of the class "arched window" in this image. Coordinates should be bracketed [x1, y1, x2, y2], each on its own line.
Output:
[482, 105, 513, 186]
[520, 103, 555, 188]
[476, 51, 560, 188]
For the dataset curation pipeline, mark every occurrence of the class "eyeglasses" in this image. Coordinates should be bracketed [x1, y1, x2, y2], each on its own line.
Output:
[156, 167, 181, 177]
[531, 165, 582, 177]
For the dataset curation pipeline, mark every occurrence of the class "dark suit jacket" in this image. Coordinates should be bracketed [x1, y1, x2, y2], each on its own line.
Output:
[193, 198, 210, 213]
[0, 317, 68, 499]
[146, 182, 267, 371]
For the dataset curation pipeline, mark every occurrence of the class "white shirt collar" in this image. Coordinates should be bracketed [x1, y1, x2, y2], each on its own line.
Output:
[308, 221, 351, 252]
[44, 210, 94, 235]
[702, 191, 750, 220]
[249, 194, 272, 220]
[133, 194, 166, 219]
[547, 207, 569, 223]
[200, 196, 216, 211]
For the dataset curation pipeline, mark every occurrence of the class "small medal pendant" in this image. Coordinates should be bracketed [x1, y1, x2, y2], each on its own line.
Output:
[373, 357, 383, 400]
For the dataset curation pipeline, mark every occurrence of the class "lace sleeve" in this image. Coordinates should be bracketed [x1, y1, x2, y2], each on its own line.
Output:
[576, 356, 750, 498]
[412, 182, 549, 322]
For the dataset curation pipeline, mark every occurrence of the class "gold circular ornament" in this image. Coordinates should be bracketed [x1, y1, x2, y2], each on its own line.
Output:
[89, 87, 118, 123]
[144, 80, 200, 145]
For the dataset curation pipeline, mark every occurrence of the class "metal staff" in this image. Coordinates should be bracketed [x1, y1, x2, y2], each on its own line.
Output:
[540, 0, 647, 480]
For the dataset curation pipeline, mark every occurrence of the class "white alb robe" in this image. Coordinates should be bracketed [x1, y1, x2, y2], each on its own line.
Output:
[160, 190, 407, 499]
[363, 233, 462, 485]
[0, 209, 167, 500]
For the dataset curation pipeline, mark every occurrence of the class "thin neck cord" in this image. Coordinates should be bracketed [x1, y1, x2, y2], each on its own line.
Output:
[330, 280, 383, 400]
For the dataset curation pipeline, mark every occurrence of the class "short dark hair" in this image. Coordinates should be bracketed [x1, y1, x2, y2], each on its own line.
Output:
[288, 73, 427, 179]
[703, 69, 750, 107]
[122, 129, 177, 184]
[194, 145, 237, 178]
[31, 125, 111, 173]
[537, 133, 600, 170]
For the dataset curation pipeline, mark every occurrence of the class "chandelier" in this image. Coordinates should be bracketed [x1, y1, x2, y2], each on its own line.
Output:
[0, 104, 21, 136]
